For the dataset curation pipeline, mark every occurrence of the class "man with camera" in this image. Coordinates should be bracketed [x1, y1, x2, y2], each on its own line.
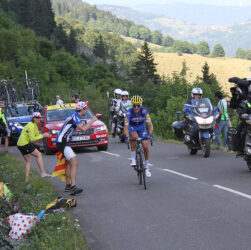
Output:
[229, 76, 251, 157]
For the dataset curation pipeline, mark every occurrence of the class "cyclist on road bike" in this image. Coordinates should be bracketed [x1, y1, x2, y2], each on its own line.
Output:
[124, 95, 154, 177]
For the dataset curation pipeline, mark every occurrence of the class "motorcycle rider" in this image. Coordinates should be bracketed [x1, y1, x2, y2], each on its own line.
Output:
[183, 87, 203, 114]
[119, 91, 132, 115]
[110, 88, 122, 137]
[229, 76, 251, 157]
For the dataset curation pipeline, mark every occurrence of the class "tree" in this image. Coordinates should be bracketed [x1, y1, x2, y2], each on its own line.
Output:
[129, 26, 139, 39]
[151, 30, 163, 45]
[197, 41, 210, 56]
[201, 62, 216, 85]
[139, 27, 151, 41]
[131, 40, 160, 85]
[212, 44, 225, 57]
[162, 35, 174, 47]
[173, 40, 193, 54]
[245, 49, 251, 60]
[236, 48, 246, 59]
[93, 34, 107, 60]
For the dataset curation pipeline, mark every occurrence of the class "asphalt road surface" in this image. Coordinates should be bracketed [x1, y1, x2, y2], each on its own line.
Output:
[8, 138, 251, 250]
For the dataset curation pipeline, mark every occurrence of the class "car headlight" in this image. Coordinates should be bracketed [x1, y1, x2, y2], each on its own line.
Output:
[96, 125, 106, 132]
[9, 122, 13, 125]
[195, 116, 213, 125]
[50, 129, 60, 135]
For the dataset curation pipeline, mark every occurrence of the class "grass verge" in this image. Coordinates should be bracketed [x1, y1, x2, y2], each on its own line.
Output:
[0, 152, 88, 250]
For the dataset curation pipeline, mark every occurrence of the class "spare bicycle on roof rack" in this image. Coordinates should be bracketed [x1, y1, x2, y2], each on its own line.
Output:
[0, 71, 42, 144]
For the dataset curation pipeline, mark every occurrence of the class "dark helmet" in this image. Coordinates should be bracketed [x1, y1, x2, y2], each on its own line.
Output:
[72, 94, 79, 99]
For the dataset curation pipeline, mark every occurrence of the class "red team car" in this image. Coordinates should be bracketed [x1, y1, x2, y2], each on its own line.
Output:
[40, 103, 108, 154]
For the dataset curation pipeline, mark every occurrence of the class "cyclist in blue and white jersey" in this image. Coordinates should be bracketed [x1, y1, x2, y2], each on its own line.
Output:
[56, 101, 97, 195]
[124, 95, 154, 177]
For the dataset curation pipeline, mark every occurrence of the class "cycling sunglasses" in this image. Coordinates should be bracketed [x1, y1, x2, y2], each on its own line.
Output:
[133, 104, 141, 108]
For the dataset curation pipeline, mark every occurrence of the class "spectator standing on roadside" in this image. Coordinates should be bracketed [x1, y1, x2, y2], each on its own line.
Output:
[215, 91, 229, 147]
[0, 106, 9, 153]
[17, 112, 51, 182]
[56, 95, 63, 105]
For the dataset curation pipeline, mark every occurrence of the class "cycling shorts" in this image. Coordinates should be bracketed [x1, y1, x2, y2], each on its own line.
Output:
[56, 142, 76, 161]
[129, 124, 148, 139]
[0, 127, 7, 138]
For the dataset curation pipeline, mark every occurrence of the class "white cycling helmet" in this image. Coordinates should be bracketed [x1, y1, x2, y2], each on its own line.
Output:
[114, 88, 122, 97]
[121, 91, 129, 97]
[191, 87, 203, 97]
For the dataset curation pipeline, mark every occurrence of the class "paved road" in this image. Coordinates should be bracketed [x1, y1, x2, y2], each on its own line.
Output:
[8, 138, 251, 250]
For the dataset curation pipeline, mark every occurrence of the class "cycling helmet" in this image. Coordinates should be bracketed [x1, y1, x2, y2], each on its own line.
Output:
[32, 112, 42, 118]
[114, 88, 122, 97]
[191, 87, 203, 97]
[76, 101, 89, 111]
[131, 95, 143, 105]
[121, 91, 129, 97]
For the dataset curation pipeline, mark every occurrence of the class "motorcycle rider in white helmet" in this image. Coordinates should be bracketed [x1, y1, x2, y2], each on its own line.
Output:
[110, 88, 122, 137]
[183, 87, 203, 114]
[119, 91, 132, 115]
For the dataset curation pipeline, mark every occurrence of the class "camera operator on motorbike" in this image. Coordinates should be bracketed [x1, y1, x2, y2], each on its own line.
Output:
[229, 76, 251, 157]
[110, 88, 122, 137]
[124, 96, 154, 177]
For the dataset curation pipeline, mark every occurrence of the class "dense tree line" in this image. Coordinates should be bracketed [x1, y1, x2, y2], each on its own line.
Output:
[236, 48, 251, 60]
[0, 2, 225, 139]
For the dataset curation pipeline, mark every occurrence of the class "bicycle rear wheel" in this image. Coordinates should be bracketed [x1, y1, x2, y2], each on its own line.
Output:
[139, 152, 146, 190]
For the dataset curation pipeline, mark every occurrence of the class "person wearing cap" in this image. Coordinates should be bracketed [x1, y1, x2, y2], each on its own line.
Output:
[56, 101, 97, 195]
[0, 106, 9, 153]
[17, 112, 51, 182]
[56, 95, 63, 105]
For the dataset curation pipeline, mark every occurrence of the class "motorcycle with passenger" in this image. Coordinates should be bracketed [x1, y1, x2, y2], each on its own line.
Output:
[173, 98, 219, 158]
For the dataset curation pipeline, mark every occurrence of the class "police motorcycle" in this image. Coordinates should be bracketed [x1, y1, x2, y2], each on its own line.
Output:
[173, 98, 219, 158]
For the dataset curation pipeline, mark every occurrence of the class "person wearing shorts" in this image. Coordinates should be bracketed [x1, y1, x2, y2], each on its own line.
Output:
[0, 107, 9, 153]
[56, 101, 97, 195]
[17, 112, 50, 182]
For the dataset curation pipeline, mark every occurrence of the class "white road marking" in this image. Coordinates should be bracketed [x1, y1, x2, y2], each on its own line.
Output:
[213, 185, 251, 200]
[163, 169, 198, 180]
[101, 151, 120, 157]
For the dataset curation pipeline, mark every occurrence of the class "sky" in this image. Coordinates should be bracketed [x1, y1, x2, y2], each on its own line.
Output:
[83, 0, 251, 7]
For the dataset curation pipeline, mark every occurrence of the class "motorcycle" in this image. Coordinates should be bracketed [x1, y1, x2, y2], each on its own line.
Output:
[111, 107, 125, 142]
[116, 112, 126, 143]
[173, 98, 219, 158]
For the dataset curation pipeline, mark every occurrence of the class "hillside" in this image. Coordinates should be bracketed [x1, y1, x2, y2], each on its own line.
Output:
[153, 53, 251, 94]
[99, 4, 251, 56]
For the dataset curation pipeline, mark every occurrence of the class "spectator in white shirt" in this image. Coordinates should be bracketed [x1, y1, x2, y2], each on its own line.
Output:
[56, 95, 63, 105]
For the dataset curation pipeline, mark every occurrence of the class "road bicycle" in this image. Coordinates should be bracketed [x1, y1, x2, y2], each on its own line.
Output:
[129, 137, 153, 190]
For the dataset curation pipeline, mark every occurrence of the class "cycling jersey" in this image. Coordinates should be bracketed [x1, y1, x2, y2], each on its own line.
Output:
[124, 107, 151, 138]
[56, 111, 82, 143]
[17, 122, 43, 146]
[124, 107, 151, 127]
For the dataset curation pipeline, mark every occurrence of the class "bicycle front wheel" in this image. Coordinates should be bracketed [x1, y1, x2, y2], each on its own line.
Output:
[139, 151, 146, 190]
[136, 152, 142, 185]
